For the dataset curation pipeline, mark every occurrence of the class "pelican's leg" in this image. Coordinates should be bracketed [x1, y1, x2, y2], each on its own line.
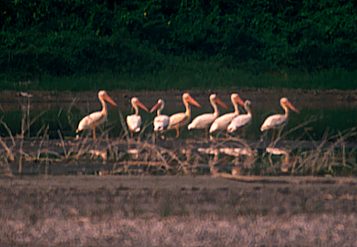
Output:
[175, 127, 180, 138]
[276, 127, 284, 142]
[270, 129, 277, 147]
[92, 127, 96, 140]
[268, 153, 274, 167]
[272, 127, 283, 147]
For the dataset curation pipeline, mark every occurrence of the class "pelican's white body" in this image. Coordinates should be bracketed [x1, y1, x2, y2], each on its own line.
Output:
[127, 114, 142, 133]
[227, 114, 252, 132]
[168, 112, 189, 129]
[126, 97, 148, 133]
[188, 113, 216, 130]
[77, 111, 107, 132]
[260, 114, 287, 131]
[151, 99, 170, 132]
[227, 100, 252, 133]
[154, 115, 170, 131]
[209, 113, 237, 133]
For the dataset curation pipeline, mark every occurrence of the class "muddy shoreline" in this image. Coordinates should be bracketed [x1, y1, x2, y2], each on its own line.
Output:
[1, 176, 356, 246]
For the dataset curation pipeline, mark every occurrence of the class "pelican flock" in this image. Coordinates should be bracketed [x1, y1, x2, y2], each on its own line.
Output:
[76, 90, 300, 143]
[71, 89, 302, 176]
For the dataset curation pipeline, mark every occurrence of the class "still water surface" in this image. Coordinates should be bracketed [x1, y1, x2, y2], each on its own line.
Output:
[1, 96, 356, 141]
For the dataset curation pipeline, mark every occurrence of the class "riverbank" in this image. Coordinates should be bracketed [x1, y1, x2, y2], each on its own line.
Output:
[0, 176, 356, 246]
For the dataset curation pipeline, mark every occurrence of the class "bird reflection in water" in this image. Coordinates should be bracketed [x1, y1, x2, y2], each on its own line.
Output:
[197, 138, 256, 175]
[265, 147, 290, 173]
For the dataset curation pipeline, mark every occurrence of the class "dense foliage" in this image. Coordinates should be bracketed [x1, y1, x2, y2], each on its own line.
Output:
[0, 0, 356, 86]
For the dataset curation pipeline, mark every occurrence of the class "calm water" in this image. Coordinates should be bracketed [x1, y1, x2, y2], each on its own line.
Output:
[1, 101, 356, 141]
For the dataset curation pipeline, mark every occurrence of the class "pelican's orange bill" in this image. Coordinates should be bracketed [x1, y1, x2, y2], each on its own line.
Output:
[187, 95, 201, 108]
[286, 101, 299, 113]
[103, 94, 117, 107]
[150, 101, 161, 113]
[137, 100, 149, 112]
[215, 97, 228, 109]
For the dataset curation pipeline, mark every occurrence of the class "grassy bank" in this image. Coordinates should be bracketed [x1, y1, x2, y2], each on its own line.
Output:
[1, 58, 356, 91]
[1, 176, 356, 246]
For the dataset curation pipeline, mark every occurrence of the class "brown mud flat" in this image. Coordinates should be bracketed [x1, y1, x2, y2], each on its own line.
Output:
[2, 88, 357, 111]
[0, 176, 356, 246]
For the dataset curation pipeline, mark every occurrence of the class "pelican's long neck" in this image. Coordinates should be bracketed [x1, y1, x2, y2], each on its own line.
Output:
[282, 103, 289, 118]
[133, 103, 139, 115]
[100, 96, 108, 115]
[245, 105, 252, 116]
[233, 101, 239, 114]
[211, 100, 219, 117]
[184, 100, 191, 117]
[157, 104, 164, 116]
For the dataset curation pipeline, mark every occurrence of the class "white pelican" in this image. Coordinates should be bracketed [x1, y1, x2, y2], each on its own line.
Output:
[260, 97, 299, 132]
[227, 100, 252, 133]
[168, 92, 201, 137]
[150, 99, 169, 132]
[188, 94, 228, 131]
[126, 97, 149, 134]
[76, 90, 117, 140]
[209, 93, 245, 134]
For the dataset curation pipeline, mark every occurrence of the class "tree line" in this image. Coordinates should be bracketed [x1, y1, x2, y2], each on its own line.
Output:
[0, 0, 356, 79]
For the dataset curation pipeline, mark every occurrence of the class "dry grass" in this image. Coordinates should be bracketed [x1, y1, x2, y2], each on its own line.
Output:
[2, 215, 356, 247]
[0, 176, 356, 246]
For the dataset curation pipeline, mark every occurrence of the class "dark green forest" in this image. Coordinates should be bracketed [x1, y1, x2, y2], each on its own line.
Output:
[0, 0, 356, 90]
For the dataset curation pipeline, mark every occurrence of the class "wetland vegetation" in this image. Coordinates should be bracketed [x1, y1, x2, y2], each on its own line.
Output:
[0, 89, 357, 177]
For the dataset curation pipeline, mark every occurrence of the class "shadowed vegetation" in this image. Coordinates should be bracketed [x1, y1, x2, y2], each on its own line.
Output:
[0, 0, 356, 90]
